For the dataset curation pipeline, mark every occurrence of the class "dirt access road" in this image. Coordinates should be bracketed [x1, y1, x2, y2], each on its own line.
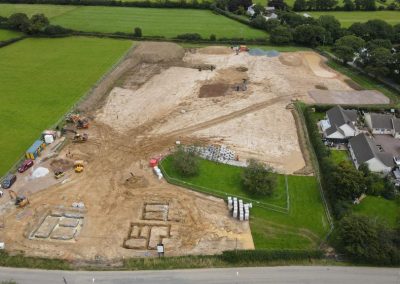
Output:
[0, 43, 366, 262]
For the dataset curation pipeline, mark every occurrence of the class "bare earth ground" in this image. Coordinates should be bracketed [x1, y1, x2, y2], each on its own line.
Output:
[0, 44, 382, 262]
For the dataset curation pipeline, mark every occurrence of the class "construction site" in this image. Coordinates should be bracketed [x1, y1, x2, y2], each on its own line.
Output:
[0, 42, 389, 262]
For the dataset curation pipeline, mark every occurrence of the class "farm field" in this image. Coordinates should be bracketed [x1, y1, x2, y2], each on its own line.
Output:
[308, 11, 400, 27]
[161, 157, 329, 249]
[0, 29, 23, 42]
[0, 3, 77, 18]
[0, 4, 267, 39]
[353, 196, 400, 228]
[0, 36, 132, 176]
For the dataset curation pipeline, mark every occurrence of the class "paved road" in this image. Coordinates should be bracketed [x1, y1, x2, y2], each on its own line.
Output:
[0, 266, 399, 284]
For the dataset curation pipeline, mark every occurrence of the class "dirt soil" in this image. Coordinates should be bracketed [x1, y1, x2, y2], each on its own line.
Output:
[0, 43, 379, 262]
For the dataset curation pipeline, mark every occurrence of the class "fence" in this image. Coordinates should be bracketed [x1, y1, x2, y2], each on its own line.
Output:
[0, 42, 136, 183]
[158, 159, 290, 214]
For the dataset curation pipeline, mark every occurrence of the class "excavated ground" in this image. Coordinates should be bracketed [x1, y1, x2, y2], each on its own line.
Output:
[0, 43, 379, 262]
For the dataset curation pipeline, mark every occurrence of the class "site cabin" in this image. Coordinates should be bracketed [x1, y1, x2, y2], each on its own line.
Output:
[348, 133, 394, 173]
[364, 113, 400, 138]
[26, 140, 46, 160]
[320, 106, 358, 142]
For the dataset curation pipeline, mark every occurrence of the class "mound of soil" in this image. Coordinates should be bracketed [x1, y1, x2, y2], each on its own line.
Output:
[315, 84, 328, 90]
[132, 42, 185, 64]
[199, 83, 230, 98]
[236, 66, 248, 72]
[197, 46, 232, 55]
[279, 54, 302, 67]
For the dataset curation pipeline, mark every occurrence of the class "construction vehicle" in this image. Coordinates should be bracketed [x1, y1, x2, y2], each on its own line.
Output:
[72, 133, 88, 143]
[239, 45, 249, 52]
[74, 160, 84, 173]
[8, 190, 29, 208]
[76, 118, 89, 129]
[54, 170, 65, 179]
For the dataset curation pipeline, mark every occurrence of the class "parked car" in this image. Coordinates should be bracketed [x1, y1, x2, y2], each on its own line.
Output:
[17, 159, 34, 173]
[1, 174, 16, 189]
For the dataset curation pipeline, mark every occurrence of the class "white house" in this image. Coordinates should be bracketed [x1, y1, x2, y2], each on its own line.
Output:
[348, 133, 394, 173]
[320, 106, 358, 141]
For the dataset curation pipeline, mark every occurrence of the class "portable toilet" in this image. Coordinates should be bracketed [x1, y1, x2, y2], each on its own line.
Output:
[149, 158, 158, 167]
[26, 140, 46, 160]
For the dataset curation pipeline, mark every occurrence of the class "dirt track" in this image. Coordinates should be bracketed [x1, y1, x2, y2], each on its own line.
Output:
[0, 43, 376, 262]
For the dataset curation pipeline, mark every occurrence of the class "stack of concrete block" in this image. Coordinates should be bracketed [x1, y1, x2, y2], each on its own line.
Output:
[192, 145, 236, 164]
[227, 197, 233, 211]
[232, 197, 238, 218]
[227, 197, 251, 221]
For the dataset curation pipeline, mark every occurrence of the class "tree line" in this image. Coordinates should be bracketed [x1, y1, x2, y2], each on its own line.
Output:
[294, 0, 399, 11]
[302, 105, 400, 265]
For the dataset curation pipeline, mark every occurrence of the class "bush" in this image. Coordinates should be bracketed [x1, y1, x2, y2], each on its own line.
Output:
[221, 249, 324, 263]
[171, 146, 199, 177]
[242, 159, 277, 196]
[270, 25, 293, 44]
[133, 27, 142, 37]
[209, 34, 216, 41]
[176, 33, 202, 41]
[43, 25, 72, 35]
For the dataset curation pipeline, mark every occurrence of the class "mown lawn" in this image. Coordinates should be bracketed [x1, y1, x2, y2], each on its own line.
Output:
[330, 150, 349, 165]
[0, 4, 267, 39]
[0, 29, 23, 42]
[353, 196, 400, 228]
[0, 37, 132, 176]
[308, 11, 400, 27]
[160, 157, 329, 249]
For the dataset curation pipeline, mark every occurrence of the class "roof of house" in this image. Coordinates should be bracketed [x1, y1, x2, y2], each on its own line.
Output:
[392, 118, 400, 133]
[349, 133, 394, 168]
[324, 106, 357, 137]
[369, 113, 393, 130]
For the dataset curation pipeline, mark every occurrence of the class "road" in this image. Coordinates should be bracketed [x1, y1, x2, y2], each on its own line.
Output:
[0, 266, 399, 284]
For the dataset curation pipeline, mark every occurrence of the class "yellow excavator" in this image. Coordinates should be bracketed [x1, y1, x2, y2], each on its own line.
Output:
[74, 160, 84, 173]
[8, 190, 29, 208]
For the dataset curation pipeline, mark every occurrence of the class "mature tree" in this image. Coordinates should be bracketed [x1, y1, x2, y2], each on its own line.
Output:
[293, 0, 307, 10]
[389, 51, 400, 83]
[227, 0, 253, 12]
[335, 215, 400, 265]
[334, 35, 365, 63]
[318, 15, 342, 41]
[364, 47, 392, 76]
[215, 0, 229, 9]
[270, 25, 293, 44]
[363, 0, 377, 10]
[264, 18, 281, 32]
[7, 13, 29, 32]
[293, 24, 328, 47]
[343, 0, 355, 10]
[134, 27, 142, 37]
[315, 0, 338, 10]
[331, 161, 367, 201]
[268, 0, 287, 9]
[209, 34, 216, 41]
[250, 14, 268, 29]
[279, 11, 315, 27]
[365, 19, 394, 40]
[242, 159, 277, 196]
[252, 3, 265, 16]
[171, 146, 199, 177]
[28, 14, 49, 34]
[366, 38, 392, 50]
[393, 23, 400, 43]
[348, 22, 369, 39]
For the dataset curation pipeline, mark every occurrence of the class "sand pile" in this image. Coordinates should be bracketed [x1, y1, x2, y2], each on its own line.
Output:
[132, 42, 185, 64]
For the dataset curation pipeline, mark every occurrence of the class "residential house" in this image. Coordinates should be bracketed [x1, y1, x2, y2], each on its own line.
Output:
[365, 113, 400, 138]
[348, 133, 394, 173]
[320, 106, 358, 141]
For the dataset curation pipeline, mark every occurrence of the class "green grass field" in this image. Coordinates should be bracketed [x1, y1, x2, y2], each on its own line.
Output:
[353, 196, 400, 228]
[0, 4, 266, 39]
[0, 29, 23, 42]
[0, 37, 131, 176]
[308, 11, 400, 27]
[160, 157, 329, 249]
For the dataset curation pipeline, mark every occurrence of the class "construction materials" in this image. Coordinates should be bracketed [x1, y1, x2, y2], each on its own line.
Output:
[188, 145, 237, 165]
[32, 167, 49, 179]
[72, 133, 88, 143]
[227, 196, 251, 221]
[153, 166, 163, 180]
[26, 139, 46, 160]
[74, 160, 84, 173]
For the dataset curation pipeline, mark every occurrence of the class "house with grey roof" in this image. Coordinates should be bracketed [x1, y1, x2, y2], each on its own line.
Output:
[348, 133, 394, 173]
[365, 113, 400, 138]
[320, 106, 358, 141]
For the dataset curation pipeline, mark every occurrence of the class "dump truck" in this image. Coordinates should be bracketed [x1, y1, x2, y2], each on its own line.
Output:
[74, 160, 84, 173]
[72, 133, 88, 143]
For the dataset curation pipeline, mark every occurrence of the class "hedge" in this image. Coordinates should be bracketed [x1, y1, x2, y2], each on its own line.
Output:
[221, 249, 324, 263]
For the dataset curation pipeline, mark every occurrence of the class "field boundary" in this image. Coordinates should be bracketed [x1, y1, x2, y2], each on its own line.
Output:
[159, 159, 290, 214]
[0, 40, 135, 182]
[294, 103, 334, 238]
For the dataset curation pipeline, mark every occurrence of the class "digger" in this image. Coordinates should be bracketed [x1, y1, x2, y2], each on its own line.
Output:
[72, 133, 88, 143]
[8, 190, 29, 208]
[76, 118, 89, 129]
[74, 160, 84, 173]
